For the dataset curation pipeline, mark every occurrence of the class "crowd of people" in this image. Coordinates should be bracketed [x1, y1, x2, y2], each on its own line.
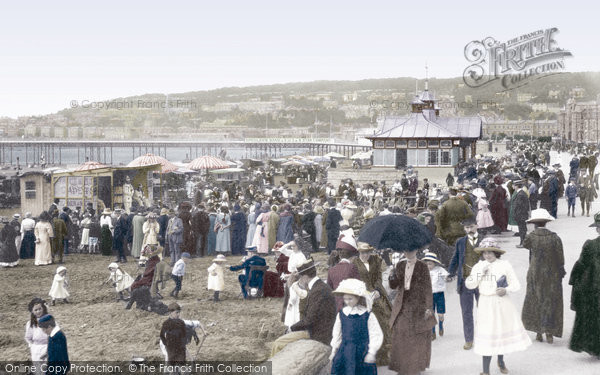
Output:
[4, 140, 600, 374]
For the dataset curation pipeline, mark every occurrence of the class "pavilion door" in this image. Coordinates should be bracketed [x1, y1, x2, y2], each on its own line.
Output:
[396, 149, 407, 168]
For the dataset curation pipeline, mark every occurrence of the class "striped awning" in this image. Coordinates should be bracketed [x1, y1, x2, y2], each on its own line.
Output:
[186, 156, 229, 170]
[127, 153, 178, 173]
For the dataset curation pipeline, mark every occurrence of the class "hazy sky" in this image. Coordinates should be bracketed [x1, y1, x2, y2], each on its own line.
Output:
[0, 0, 597, 118]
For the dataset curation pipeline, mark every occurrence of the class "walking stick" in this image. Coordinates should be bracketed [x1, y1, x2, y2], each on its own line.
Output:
[191, 333, 208, 362]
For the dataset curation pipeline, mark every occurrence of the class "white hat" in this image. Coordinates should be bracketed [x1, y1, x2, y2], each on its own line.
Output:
[422, 252, 442, 265]
[108, 262, 119, 270]
[213, 254, 227, 262]
[336, 228, 357, 252]
[56, 266, 67, 274]
[527, 208, 555, 223]
[333, 278, 367, 297]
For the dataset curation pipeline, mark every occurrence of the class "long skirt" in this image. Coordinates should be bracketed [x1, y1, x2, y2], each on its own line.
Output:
[389, 310, 431, 374]
[100, 225, 113, 256]
[20, 231, 36, 259]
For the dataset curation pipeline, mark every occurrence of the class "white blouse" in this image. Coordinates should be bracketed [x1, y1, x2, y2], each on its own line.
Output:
[465, 259, 520, 296]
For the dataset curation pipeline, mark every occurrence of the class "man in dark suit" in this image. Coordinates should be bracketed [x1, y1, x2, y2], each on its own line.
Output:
[325, 203, 342, 254]
[270, 258, 336, 357]
[191, 204, 210, 257]
[446, 217, 481, 350]
[229, 247, 267, 298]
[38, 315, 69, 375]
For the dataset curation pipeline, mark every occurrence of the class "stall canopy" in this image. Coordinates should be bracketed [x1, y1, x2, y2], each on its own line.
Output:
[350, 150, 373, 160]
[324, 152, 347, 159]
[128, 153, 178, 173]
[187, 156, 229, 170]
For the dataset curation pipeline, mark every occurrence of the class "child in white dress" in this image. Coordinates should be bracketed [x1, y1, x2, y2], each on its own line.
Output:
[207, 254, 226, 302]
[49, 266, 69, 305]
[103, 262, 134, 301]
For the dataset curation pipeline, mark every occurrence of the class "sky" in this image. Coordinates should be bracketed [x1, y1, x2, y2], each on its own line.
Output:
[0, 0, 598, 118]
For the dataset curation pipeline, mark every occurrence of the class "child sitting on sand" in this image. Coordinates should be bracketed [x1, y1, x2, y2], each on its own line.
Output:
[102, 262, 134, 301]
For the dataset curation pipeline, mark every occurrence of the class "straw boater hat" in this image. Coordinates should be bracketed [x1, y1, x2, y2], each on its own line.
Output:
[213, 254, 227, 263]
[527, 209, 555, 224]
[296, 258, 319, 276]
[102, 208, 111, 215]
[473, 237, 505, 254]
[357, 242, 374, 252]
[333, 278, 367, 297]
[160, 208, 169, 216]
[422, 252, 442, 265]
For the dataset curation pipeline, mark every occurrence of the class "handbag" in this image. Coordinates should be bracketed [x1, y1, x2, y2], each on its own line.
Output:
[496, 275, 508, 288]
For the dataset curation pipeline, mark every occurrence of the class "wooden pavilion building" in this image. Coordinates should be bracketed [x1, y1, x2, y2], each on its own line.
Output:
[367, 83, 482, 169]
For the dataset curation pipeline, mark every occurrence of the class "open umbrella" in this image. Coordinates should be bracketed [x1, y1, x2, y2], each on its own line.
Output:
[187, 156, 229, 170]
[127, 153, 178, 173]
[73, 160, 108, 171]
[324, 152, 347, 159]
[358, 215, 432, 252]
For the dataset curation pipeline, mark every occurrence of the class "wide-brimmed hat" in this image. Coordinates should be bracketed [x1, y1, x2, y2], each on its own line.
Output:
[589, 212, 600, 227]
[246, 246, 258, 252]
[160, 208, 169, 216]
[296, 258, 319, 275]
[336, 230, 357, 252]
[527, 208, 555, 223]
[422, 252, 442, 265]
[56, 266, 67, 274]
[213, 254, 227, 263]
[356, 242, 374, 252]
[108, 262, 120, 270]
[168, 302, 181, 312]
[102, 208, 111, 215]
[333, 278, 367, 297]
[474, 237, 505, 254]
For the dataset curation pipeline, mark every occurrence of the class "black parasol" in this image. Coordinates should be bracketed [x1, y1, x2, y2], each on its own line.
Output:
[358, 214, 433, 252]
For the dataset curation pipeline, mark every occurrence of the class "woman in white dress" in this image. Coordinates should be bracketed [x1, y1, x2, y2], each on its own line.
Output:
[79, 213, 91, 252]
[215, 206, 231, 253]
[24, 298, 50, 375]
[465, 237, 531, 375]
[34, 211, 54, 266]
[245, 204, 258, 248]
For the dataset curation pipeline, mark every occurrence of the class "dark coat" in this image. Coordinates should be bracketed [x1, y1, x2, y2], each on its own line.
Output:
[522, 228, 565, 337]
[512, 189, 530, 223]
[47, 330, 70, 375]
[325, 208, 342, 252]
[230, 211, 247, 256]
[290, 279, 336, 346]
[490, 185, 508, 231]
[388, 260, 436, 374]
[179, 210, 194, 254]
[191, 210, 210, 235]
[327, 261, 361, 312]
[434, 197, 474, 246]
[157, 214, 169, 246]
[0, 222, 19, 264]
[569, 236, 600, 356]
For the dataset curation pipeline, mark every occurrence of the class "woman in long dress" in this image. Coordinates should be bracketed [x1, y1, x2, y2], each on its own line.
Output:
[215, 206, 231, 254]
[476, 197, 495, 235]
[25, 298, 50, 375]
[313, 205, 323, 249]
[142, 213, 160, 251]
[465, 237, 531, 375]
[276, 204, 294, 244]
[34, 211, 54, 266]
[230, 204, 247, 255]
[388, 247, 436, 374]
[79, 213, 91, 252]
[207, 208, 217, 256]
[100, 209, 113, 256]
[131, 211, 145, 258]
[245, 204, 259, 248]
[0, 217, 20, 267]
[253, 204, 271, 254]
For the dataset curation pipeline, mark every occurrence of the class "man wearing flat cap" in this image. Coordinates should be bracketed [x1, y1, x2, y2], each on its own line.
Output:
[446, 216, 482, 350]
[270, 259, 336, 357]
